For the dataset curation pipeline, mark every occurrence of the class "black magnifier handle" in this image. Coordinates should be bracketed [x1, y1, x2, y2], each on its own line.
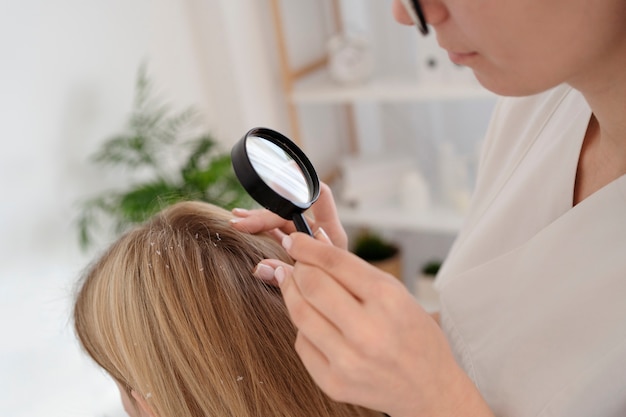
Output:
[292, 213, 313, 236]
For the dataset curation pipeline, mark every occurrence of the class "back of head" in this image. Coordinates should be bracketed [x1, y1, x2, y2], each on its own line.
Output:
[74, 201, 380, 417]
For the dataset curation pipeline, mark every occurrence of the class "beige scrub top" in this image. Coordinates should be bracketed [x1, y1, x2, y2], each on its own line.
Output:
[435, 84, 626, 417]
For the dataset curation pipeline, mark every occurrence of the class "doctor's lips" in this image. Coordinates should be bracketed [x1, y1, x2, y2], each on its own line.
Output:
[447, 51, 478, 65]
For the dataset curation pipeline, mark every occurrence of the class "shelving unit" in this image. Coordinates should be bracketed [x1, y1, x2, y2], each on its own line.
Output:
[268, 0, 497, 241]
[268, 0, 360, 151]
[292, 72, 494, 104]
[337, 204, 464, 234]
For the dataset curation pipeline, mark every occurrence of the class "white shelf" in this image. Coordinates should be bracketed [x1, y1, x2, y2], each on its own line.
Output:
[338, 204, 465, 234]
[291, 72, 496, 104]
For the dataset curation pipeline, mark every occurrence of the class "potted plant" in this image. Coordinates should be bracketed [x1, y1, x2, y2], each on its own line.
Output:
[77, 65, 253, 249]
[420, 259, 442, 278]
[416, 259, 442, 307]
[352, 229, 402, 280]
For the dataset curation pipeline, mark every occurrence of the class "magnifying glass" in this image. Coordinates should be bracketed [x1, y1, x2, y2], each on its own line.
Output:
[231, 127, 320, 236]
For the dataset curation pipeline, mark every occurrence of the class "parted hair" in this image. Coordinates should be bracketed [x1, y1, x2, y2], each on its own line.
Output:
[74, 201, 380, 417]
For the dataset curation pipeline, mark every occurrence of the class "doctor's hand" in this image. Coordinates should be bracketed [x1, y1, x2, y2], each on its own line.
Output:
[275, 232, 494, 417]
[230, 182, 348, 250]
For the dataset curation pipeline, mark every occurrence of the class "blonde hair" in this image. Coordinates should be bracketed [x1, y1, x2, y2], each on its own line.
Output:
[74, 201, 380, 417]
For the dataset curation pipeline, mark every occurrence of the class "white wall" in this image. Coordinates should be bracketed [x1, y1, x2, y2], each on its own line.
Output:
[0, 0, 289, 267]
[1, 1, 195, 267]
[0, 1, 285, 416]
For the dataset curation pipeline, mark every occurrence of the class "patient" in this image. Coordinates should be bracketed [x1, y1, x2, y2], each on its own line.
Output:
[74, 201, 381, 417]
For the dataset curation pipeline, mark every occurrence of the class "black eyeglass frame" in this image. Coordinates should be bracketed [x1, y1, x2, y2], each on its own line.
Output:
[403, 0, 429, 35]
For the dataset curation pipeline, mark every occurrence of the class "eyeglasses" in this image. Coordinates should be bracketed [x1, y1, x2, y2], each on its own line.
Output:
[399, 0, 429, 35]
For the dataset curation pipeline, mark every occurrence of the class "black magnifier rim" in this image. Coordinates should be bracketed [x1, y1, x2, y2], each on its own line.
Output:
[231, 127, 320, 221]
[409, 0, 429, 35]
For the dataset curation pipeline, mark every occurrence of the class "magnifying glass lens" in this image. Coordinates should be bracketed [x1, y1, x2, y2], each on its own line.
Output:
[246, 136, 311, 204]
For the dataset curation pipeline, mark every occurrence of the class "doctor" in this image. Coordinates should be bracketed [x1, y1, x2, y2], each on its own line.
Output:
[231, 0, 626, 416]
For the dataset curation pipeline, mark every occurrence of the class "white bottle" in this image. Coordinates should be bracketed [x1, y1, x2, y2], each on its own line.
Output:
[400, 170, 431, 211]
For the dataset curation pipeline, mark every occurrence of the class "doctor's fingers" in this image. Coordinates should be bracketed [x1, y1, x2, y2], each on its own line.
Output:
[294, 331, 367, 406]
[289, 260, 413, 362]
[283, 233, 401, 302]
[230, 207, 297, 237]
[279, 258, 411, 402]
[285, 260, 368, 339]
[309, 183, 348, 249]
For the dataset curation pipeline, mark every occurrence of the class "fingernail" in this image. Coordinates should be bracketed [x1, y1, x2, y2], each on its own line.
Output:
[314, 227, 330, 243]
[232, 208, 249, 216]
[253, 264, 275, 281]
[275, 266, 286, 284]
[281, 235, 293, 251]
[229, 217, 243, 224]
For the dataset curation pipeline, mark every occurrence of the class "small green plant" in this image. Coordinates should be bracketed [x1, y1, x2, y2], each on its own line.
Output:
[352, 229, 399, 262]
[421, 259, 442, 277]
[77, 65, 253, 249]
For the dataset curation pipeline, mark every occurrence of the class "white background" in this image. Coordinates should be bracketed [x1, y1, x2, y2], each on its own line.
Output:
[0, 1, 284, 416]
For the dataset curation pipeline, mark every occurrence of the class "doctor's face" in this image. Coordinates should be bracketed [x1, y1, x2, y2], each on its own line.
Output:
[393, 0, 626, 96]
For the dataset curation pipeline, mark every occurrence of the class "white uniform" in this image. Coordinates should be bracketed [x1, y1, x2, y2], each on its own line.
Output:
[436, 84, 626, 417]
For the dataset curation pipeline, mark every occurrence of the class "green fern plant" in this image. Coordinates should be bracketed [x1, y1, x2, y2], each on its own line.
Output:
[77, 66, 253, 249]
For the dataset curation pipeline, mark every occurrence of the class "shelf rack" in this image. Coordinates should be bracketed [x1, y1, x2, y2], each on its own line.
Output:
[268, 0, 360, 152]
[267, 1, 497, 236]
[338, 204, 465, 234]
[292, 72, 495, 103]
